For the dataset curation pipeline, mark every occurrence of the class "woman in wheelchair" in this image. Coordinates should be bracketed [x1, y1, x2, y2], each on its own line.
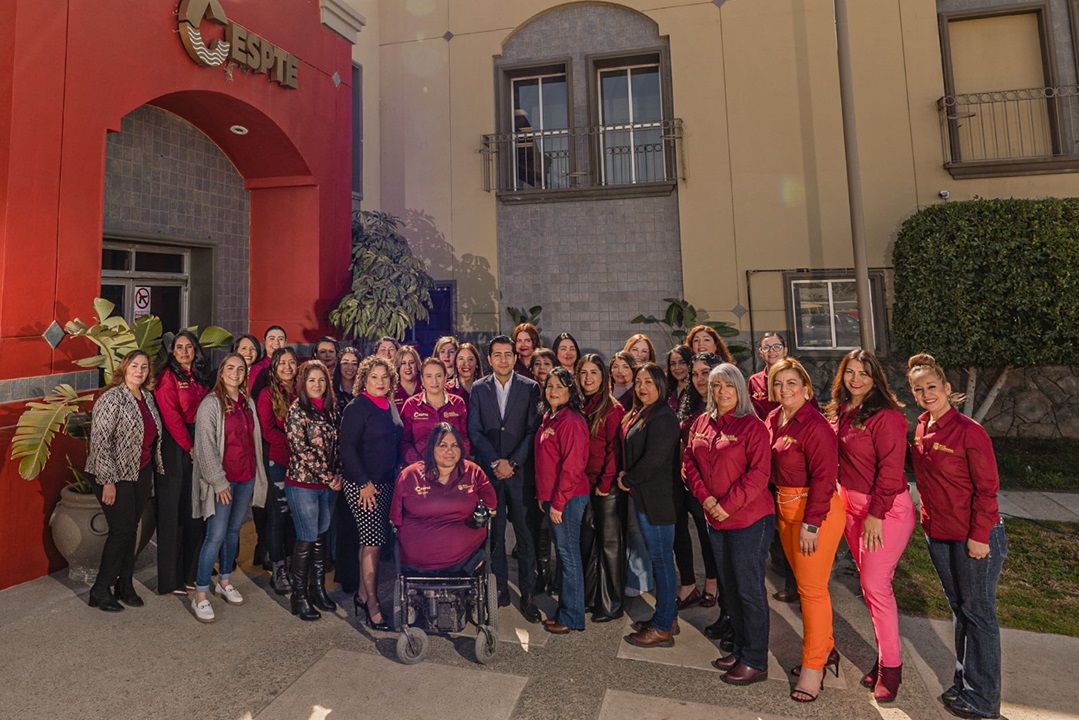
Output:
[390, 422, 497, 575]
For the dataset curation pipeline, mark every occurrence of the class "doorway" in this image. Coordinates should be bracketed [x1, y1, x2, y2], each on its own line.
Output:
[101, 241, 190, 332]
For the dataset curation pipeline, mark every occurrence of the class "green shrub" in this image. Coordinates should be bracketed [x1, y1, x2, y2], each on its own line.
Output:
[893, 197, 1079, 368]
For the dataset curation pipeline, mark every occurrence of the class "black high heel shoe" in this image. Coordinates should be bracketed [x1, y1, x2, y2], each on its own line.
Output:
[357, 596, 391, 631]
[790, 647, 840, 677]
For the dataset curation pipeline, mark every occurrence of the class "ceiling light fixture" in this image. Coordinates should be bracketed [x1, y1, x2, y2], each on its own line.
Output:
[229, 125, 249, 135]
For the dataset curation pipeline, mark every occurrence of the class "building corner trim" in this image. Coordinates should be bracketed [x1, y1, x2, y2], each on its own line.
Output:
[320, 0, 366, 45]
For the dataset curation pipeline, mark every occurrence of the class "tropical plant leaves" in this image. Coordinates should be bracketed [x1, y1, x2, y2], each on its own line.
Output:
[11, 384, 93, 481]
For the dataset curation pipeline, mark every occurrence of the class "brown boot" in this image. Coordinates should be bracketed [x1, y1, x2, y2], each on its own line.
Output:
[625, 625, 674, 648]
[630, 618, 680, 635]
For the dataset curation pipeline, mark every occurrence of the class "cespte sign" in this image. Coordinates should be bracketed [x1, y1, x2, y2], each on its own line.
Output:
[178, 0, 300, 89]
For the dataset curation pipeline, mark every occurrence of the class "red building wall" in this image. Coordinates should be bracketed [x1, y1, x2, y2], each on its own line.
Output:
[0, 0, 357, 589]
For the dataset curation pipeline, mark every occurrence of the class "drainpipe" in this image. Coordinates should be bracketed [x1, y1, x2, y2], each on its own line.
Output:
[834, 0, 875, 350]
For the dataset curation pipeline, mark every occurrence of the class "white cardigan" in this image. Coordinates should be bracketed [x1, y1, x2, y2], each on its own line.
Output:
[191, 393, 268, 520]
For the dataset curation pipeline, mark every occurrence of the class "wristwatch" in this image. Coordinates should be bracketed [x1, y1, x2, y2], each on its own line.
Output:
[802, 523, 819, 534]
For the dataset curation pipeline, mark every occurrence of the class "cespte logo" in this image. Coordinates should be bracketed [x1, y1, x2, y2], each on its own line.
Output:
[178, 0, 299, 89]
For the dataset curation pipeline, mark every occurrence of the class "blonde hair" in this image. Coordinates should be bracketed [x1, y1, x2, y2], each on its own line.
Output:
[906, 353, 966, 406]
[766, 357, 814, 403]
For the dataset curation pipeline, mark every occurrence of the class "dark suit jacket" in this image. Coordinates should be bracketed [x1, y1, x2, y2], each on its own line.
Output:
[467, 372, 541, 481]
[623, 403, 681, 524]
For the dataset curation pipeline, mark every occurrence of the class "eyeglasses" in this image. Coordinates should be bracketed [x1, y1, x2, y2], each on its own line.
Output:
[760, 344, 785, 352]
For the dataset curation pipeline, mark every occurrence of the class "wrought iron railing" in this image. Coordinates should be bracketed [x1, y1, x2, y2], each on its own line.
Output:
[481, 118, 684, 193]
[938, 85, 1079, 167]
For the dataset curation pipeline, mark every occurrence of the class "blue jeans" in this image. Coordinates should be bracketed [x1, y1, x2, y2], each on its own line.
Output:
[285, 484, 339, 542]
[547, 495, 588, 630]
[635, 510, 677, 632]
[195, 479, 256, 591]
[625, 496, 653, 592]
[926, 522, 1007, 718]
[709, 515, 775, 670]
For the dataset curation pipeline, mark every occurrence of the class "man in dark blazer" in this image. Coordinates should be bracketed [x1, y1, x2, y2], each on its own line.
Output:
[467, 335, 542, 623]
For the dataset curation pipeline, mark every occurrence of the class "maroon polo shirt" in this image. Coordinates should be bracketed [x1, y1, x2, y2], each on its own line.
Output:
[683, 411, 773, 530]
[390, 460, 498, 570]
[583, 394, 625, 494]
[766, 402, 838, 527]
[911, 407, 1001, 544]
[534, 409, 590, 511]
[135, 394, 157, 469]
[400, 392, 471, 464]
[834, 406, 909, 518]
[392, 382, 417, 413]
[222, 395, 257, 483]
[447, 379, 471, 408]
[155, 367, 207, 451]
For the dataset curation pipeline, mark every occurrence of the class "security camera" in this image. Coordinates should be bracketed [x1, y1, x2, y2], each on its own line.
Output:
[938, 190, 950, 200]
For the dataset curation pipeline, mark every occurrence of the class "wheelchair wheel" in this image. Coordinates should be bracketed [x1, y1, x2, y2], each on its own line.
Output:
[474, 625, 498, 665]
[485, 573, 499, 627]
[396, 627, 428, 665]
[392, 579, 403, 631]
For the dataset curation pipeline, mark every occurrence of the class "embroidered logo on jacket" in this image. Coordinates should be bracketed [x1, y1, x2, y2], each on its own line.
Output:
[932, 442, 954, 454]
[718, 433, 739, 443]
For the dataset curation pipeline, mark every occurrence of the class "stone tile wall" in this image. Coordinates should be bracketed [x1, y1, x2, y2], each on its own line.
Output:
[103, 105, 250, 334]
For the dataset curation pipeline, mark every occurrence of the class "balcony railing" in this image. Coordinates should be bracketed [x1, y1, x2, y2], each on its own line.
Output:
[481, 119, 684, 194]
[938, 85, 1079, 177]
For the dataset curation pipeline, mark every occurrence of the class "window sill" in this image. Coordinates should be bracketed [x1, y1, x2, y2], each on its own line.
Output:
[945, 156, 1079, 179]
[495, 181, 677, 204]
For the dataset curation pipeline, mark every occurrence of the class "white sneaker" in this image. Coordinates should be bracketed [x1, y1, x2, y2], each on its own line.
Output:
[216, 582, 244, 605]
[192, 598, 215, 623]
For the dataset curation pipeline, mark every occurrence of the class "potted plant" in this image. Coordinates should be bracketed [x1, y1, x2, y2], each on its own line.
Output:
[11, 298, 232, 582]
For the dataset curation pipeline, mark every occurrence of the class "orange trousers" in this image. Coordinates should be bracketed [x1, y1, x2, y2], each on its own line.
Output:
[776, 488, 846, 670]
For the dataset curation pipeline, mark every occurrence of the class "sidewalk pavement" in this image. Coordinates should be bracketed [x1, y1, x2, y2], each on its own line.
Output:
[997, 490, 1079, 523]
[2, 514, 1078, 720]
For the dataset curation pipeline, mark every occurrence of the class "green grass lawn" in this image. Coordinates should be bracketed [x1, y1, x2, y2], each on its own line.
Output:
[993, 437, 1079, 491]
[894, 518, 1079, 637]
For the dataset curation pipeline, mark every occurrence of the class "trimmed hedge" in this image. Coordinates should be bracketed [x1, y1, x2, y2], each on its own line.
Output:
[893, 197, 1079, 368]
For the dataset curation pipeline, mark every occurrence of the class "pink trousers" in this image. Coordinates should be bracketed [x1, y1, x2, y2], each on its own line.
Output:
[840, 485, 916, 668]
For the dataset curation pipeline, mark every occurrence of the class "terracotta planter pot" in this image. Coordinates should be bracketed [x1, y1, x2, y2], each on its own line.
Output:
[49, 485, 157, 584]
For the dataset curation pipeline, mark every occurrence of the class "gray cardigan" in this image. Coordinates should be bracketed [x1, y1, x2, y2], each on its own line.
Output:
[191, 393, 268, 520]
[85, 385, 165, 484]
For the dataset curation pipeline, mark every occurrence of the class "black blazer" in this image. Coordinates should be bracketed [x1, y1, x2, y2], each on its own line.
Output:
[622, 403, 681, 524]
[467, 373, 541, 480]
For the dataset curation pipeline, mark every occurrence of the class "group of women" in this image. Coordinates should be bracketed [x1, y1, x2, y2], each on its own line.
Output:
[83, 321, 1005, 719]
[519, 324, 1004, 718]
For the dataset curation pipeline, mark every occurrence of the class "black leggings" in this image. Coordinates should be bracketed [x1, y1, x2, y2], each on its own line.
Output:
[673, 488, 717, 586]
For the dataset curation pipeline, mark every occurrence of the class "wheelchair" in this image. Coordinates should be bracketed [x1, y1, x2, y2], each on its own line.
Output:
[391, 504, 499, 665]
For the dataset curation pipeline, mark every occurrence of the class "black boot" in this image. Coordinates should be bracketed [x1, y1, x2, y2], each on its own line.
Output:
[114, 578, 144, 607]
[272, 561, 291, 595]
[310, 533, 337, 612]
[534, 559, 551, 595]
[289, 541, 321, 621]
[88, 583, 123, 612]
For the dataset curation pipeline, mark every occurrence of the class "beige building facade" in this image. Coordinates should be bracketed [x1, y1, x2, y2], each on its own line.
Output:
[347, 0, 1079, 358]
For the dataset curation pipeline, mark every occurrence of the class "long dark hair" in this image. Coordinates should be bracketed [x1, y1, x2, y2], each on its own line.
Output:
[268, 347, 299, 420]
[295, 359, 338, 422]
[166, 330, 210, 387]
[553, 332, 581, 371]
[231, 334, 264, 365]
[678, 352, 722, 422]
[333, 346, 359, 397]
[538, 366, 584, 418]
[665, 345, 693, 402]
[826, 349, 904, 425]
[578, 353, 613, 438]
[622, 362, 667, 427]
[423, 422, 466, 479]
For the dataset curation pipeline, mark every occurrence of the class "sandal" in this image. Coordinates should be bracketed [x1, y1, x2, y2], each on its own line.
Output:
[790, 681, 823, 703]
